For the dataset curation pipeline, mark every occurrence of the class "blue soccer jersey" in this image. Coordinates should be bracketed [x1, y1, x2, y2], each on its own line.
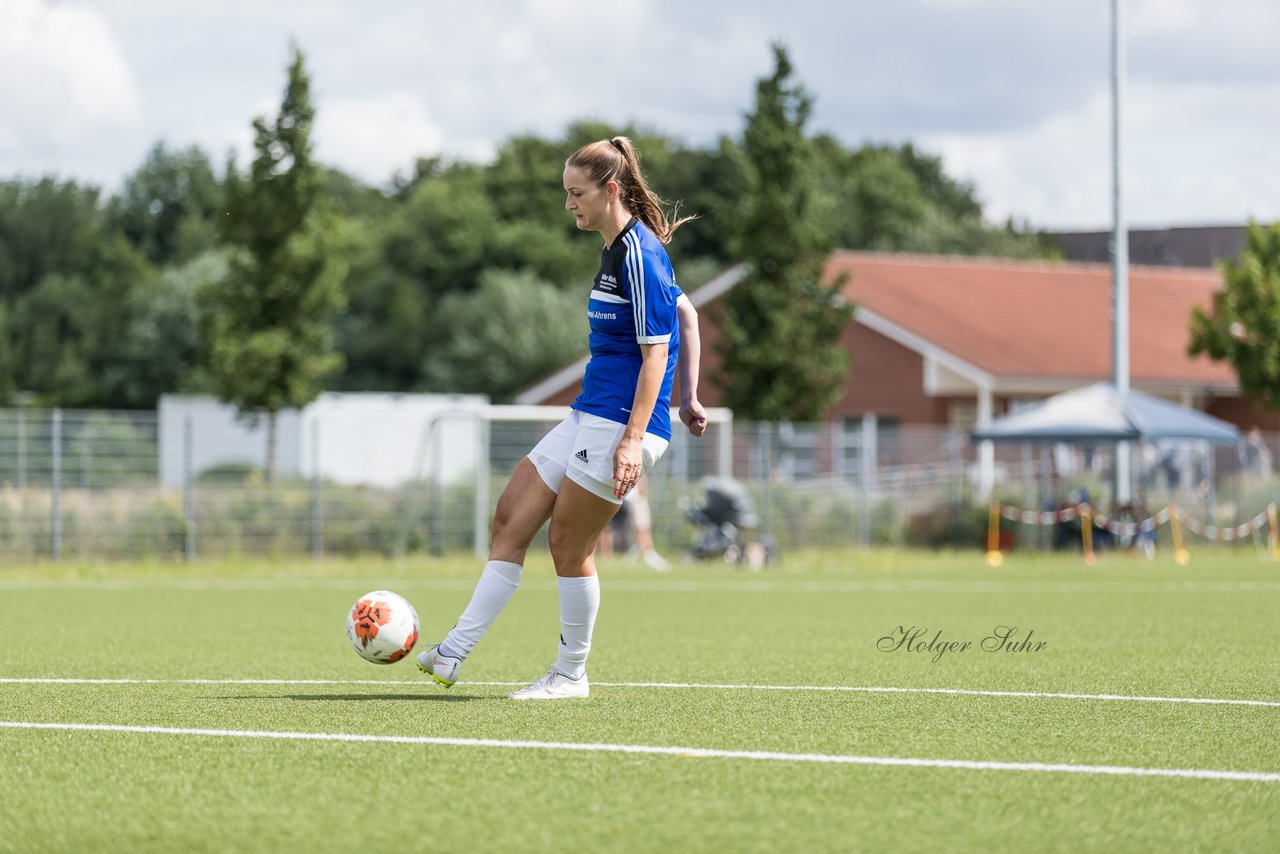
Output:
[573, 217, 682, 440]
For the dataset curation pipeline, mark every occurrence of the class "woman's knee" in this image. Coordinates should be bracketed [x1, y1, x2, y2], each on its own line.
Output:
[490, 496, 515, 540]
[490, 464, 556, 553]
[491, 496, 534, 553]
[547, 519, 594, 568]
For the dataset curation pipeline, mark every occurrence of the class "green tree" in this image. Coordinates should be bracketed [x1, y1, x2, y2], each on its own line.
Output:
[10, 272, 100, 403]
[420, 269, 587, 401]
[320, 166, 392, 220]
[484, 133, 573, 227]
[9, 236, 158, 407]
[409, 159, 587, 292]
[383, 165, 497, 299]
[330, 211, 429, 391]
[201, 45, 346, 478]
[717, 43, 854, 422]
[651, 136, 747, 268]
[0, 179, 107, 300]
[810, 138, 1050, 257]
[841, 146, 931, 249]
[110, 251, 226, 406]
[893, 142, 983, 221]
[1189, 222, 1280, 408]
[109, 143, 223, 266]
[0, 302, 14, 404]
[0, 177, 165, 406]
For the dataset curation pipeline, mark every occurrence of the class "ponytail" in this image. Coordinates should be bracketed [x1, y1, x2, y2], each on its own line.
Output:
[565, 136, 697, 245]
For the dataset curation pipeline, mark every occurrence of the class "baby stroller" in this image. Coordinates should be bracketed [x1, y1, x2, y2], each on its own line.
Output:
[681, 477, 779, 568]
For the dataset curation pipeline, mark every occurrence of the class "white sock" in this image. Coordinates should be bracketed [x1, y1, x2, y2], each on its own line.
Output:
[554, 575, 600, 680]
[440, 560, 522, 659]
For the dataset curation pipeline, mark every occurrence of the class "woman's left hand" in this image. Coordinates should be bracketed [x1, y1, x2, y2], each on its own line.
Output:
[680, 398, 708, 437]
[612, 435, 644, 499]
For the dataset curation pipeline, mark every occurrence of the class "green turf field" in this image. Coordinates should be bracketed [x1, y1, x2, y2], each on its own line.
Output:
[2, 549, 1278, 852]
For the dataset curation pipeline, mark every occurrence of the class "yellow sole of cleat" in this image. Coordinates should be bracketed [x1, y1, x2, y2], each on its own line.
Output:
[416, 656, 455, 687]
[414, 660, 455, 686]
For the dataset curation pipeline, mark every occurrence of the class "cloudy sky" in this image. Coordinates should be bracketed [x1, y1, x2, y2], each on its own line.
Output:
[3, 0, 1278, 230]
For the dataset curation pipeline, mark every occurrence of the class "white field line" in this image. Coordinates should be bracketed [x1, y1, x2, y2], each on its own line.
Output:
[2, 677, 1278, 708]
[2, 577, 1280, 594]
[0, 720, 1275, 783]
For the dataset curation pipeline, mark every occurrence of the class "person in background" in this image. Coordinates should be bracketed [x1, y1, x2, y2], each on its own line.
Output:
[598, 475, 669, 570]
[1244, 426, 1272, 476]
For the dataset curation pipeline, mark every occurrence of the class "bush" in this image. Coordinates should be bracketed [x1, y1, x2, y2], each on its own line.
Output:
[196, 462, 262, 485]
[903, 501, 992, 549]
[122, 497, 188, 558]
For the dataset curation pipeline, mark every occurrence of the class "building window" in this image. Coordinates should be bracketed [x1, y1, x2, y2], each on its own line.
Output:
[949, 401, 978, 431]
[837, 415, 900, 473]
[1008, 397, 1043, 415]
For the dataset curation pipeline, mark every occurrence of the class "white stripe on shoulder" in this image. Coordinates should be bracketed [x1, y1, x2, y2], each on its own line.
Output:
[623, 230, 646, 339]
[623, 231, 640, 337]
[590, 289, 628, 304]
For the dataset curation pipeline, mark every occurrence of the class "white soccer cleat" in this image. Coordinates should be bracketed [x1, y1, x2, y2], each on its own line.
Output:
[416, 643, 463, 688]
[507, 667, 590, 700]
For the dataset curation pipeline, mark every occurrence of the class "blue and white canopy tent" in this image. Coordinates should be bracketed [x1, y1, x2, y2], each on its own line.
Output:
[970, 383, 1239, 446]
[969, 384, 1242, 547]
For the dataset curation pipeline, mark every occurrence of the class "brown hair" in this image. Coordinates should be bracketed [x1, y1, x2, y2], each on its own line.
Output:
[565, 136, 696, 245]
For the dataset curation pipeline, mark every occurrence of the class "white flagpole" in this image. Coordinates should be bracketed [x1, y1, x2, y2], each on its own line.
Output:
[1111, 0, 1132, 505]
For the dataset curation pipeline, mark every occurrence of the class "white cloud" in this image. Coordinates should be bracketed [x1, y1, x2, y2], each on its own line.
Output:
[1122, 79, 1280, 226]
[316, 93, 446, 184]
[924, 93, 1113, 228]
[1129, 0, 1199, 31]
[2, 0, 1277, 229]
[926, 71, 1280, 229]
[0, 0, 141, 155]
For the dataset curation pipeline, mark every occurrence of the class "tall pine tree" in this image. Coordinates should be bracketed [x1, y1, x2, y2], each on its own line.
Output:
[717, 44, 854, 422]
[201, 44, 346, 479]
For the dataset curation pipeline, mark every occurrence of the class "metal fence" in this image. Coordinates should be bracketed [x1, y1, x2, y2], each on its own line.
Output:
[0, 406, 1268, 562]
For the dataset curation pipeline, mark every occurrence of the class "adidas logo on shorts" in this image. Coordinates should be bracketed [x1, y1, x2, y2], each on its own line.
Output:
[575, 449, 589, 463]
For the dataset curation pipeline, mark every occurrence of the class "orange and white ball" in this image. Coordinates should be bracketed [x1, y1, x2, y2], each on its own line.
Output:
[346, 590, 419, 664]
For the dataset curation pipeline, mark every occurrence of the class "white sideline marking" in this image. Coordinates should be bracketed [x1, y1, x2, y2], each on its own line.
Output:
[2, 578, 1280, 594]
[3, 677, 1278, 708]
[0, 720, 1275, 782]
[578, 683, 1280, 709]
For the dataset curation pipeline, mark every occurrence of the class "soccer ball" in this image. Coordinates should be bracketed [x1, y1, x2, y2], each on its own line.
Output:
[346, 590, 420, 664]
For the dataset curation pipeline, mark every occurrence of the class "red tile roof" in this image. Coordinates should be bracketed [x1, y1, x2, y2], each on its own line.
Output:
[823, 251, 1235, 387]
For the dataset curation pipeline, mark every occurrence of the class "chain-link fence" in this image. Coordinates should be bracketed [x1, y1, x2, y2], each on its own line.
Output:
[0, 406, 1266, 562]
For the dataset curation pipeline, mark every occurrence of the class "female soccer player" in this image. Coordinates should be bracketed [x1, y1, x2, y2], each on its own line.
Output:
[417, 136, 707, 699]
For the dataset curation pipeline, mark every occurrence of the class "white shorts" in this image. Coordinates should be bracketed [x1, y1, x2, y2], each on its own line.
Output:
[528, 411, 669, 505]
